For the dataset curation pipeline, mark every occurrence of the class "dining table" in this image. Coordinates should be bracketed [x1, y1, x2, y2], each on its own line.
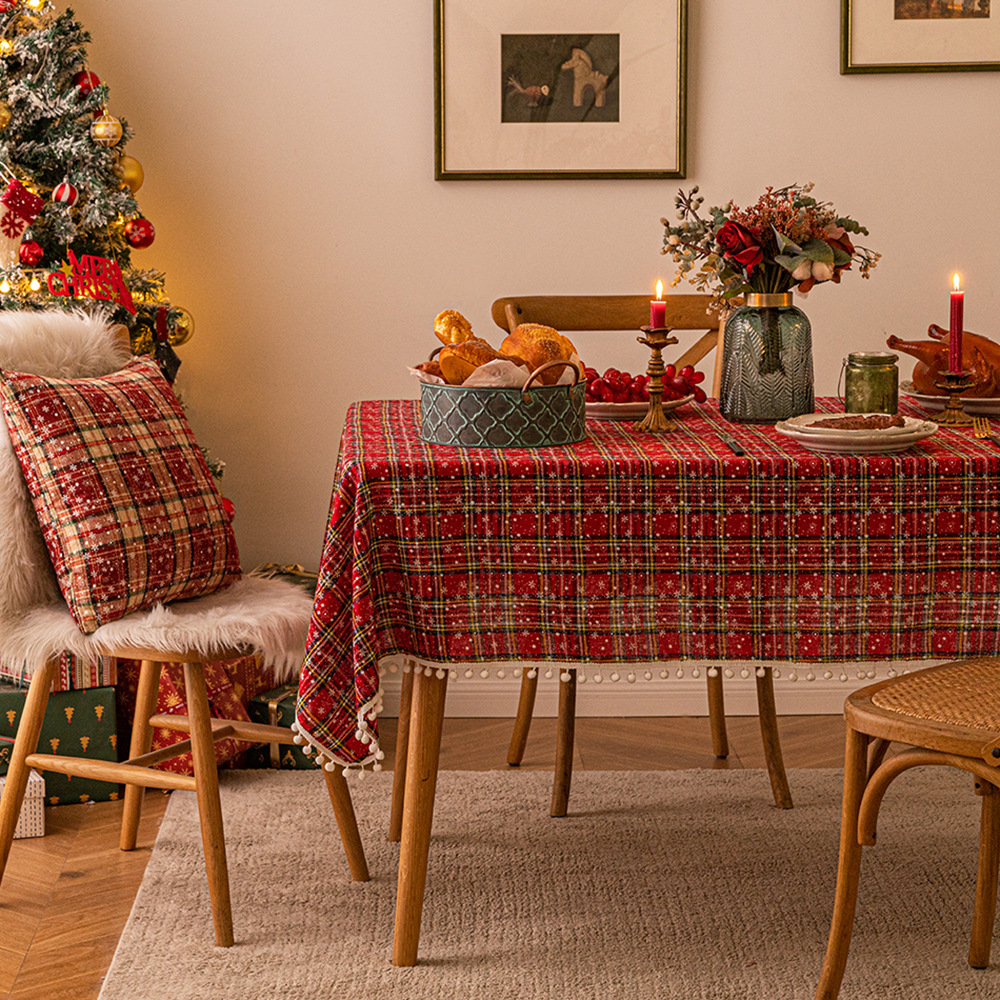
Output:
[293, 396, 1000, 965]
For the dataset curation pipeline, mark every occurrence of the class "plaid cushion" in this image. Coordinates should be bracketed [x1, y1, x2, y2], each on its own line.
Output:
[0, 357, 240, 633]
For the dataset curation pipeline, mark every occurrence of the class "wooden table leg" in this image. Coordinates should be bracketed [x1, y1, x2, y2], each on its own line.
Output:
[388, 666, 414, 843]
[322, 765, 370, 882]
[706, 670, 729, 758]
[507, 670, 538, 766]
[392, 668, 448, 967]
[814, 728, 870, 1000]
[549, 670, 576, 818]
[755, 667, 793, 809]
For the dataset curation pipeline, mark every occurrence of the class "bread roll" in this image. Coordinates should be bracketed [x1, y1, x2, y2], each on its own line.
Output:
[415, 358, 444, 380]
[434, 309, 475, 346]
[438, 338, 507, 384]
[499, 323, 578, 385]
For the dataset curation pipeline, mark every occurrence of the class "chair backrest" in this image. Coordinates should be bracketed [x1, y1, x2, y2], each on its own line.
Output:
[490, 294, 724, 396]
[0, 310, 131, 622]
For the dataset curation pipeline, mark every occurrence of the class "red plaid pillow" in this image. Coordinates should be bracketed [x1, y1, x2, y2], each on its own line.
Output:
[0, 357, 240, 633]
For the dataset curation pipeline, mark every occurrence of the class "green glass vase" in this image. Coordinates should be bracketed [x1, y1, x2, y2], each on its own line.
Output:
[718, 292, 814, 423]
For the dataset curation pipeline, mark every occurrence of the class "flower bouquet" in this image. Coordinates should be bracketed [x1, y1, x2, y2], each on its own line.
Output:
[660, 182, 879, 301]
[659, 184, 880, 422]
[660, 184, 880, 300]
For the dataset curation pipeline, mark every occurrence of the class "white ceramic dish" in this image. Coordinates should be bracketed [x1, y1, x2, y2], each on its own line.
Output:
[774, 418, 937, 454]
[586, 395, 694, 420]
[779, 413, 928, 437]
[900, 381, 1000, 415]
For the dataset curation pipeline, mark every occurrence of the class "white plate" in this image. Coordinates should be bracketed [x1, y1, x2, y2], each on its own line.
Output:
[900, 381, 1000, 415]
[774, 420, 937, 453]
[586, 395, 694, 420]
[779, 413, 928, 437]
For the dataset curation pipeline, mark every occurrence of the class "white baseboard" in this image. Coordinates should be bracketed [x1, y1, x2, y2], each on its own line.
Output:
[376, 667, 879, 718]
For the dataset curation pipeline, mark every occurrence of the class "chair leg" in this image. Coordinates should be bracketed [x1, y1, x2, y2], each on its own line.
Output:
[0, 660, 57, 884]
[814, 727, 870, 1000]
[183, 662, 234, 948]
[322, 765, 370, 882]
[706, 670, 729, 758]
[969, 778, 1000, 969]
[507, 669, 538, 766]
[392, 667, 448, 967]
[388, 666, 414, 843]
[755, 667, 793, 809]
[550, 670, 576, 818]
[120, 659, 162, 851]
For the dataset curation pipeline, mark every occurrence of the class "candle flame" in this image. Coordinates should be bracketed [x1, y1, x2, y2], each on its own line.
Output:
[953, 273, 961, 292]
[655, 279, 663, 300]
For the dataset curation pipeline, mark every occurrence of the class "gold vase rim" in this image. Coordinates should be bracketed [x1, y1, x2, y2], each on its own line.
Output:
[746, 292, 793, 308]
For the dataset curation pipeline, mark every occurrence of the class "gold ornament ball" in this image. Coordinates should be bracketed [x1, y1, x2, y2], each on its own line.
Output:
[0, 103, 10, 129]
[91, 112, 123, 147]
[169, 306, 195, 346]
[114, 154, 144, 193]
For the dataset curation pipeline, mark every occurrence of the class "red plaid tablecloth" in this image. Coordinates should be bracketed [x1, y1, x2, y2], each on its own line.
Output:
[295, 398, 1000, 766]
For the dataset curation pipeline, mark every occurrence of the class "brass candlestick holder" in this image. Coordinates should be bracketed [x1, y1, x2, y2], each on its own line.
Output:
[634, 325, 679, 433]
[933, 370, 975, 426]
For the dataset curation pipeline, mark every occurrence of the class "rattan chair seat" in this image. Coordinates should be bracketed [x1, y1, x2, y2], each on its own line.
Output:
[869, 656, 1000, 732]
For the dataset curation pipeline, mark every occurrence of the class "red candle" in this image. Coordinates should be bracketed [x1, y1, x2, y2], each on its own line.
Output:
[949, 272, 964, 373]
[650, 280, 666, 327]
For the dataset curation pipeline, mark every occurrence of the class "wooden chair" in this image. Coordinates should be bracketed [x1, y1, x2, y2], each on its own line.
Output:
[815, 656, 1000, 999]
[490, 294, 724, 399]
[0, 314, 368, 949]
[480, 295, 791, 818]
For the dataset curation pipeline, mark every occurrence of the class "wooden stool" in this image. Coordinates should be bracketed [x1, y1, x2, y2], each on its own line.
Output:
[0, 649, 368, 948]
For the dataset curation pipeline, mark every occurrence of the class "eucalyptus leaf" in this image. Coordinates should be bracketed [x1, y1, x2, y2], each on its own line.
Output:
[773, 228, 802, 254]
[774, 254, 808, 274]
[800, 238, 834, 264]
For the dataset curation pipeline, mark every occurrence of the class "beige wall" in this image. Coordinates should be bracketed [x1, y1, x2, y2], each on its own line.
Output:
[72, 0, 1000, 570]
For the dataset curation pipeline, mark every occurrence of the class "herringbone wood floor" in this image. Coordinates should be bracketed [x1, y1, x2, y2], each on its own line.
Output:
[1, 714, 846, 1000]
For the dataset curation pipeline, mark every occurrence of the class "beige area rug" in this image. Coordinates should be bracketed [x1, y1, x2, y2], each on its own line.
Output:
[99, 768, 998, 999]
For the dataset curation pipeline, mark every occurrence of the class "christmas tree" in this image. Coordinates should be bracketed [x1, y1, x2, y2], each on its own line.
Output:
[0, 1, 191, 378]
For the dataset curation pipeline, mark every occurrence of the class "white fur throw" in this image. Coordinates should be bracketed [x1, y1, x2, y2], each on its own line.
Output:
[2, 575, 313, 680]
[0, 310, 310, 681]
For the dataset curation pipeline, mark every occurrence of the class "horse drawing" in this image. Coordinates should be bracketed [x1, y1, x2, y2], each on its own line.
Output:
[560, 48, 608, 108]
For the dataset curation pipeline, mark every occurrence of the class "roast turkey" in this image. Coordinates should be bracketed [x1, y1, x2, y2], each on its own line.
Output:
[886, 324, 1000, 397]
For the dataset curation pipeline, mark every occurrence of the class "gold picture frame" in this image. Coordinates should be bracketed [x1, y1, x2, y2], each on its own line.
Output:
[842, 0, 1000, 73]
[434, 0, 687, 180]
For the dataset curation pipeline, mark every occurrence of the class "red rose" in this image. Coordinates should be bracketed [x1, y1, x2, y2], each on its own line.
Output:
[716, 220, 763, 273]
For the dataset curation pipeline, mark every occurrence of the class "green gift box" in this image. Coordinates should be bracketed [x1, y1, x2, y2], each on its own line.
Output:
[0, 683, 120, 804]
[245, 683, 319, 770]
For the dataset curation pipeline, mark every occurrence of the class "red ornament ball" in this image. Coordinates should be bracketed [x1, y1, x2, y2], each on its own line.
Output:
[124, 217, 155, 248]
[18, 241, 43, 267]
[51, 181, 79, 207]
[221, 497, 235, 522]
[0, 1, 17, 12]
[72, 71, 101, 97]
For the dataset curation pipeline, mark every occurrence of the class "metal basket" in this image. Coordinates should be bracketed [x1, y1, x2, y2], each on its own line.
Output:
[420, 360, 585, 448]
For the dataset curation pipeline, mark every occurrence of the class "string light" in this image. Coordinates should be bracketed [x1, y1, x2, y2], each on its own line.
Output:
[26, 0, 45, 9]
[0, 279, 10, 294]
[0, 41, 12, 56]
[29, 276, 40, 291]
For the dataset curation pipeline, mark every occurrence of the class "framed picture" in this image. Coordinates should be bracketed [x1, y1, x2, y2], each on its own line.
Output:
[434, 0, 687, 180]
[842, 0, 1000, 73]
